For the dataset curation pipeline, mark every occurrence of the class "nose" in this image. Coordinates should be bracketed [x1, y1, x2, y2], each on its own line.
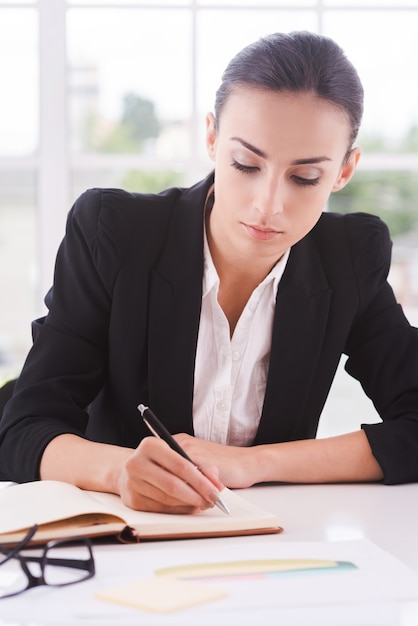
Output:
[255, 177, 284, 217]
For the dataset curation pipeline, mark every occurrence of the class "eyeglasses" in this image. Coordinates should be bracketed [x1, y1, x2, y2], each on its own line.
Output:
[0, 524, 95, 599]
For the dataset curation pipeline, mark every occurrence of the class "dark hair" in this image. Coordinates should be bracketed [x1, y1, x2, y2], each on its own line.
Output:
[214, 31, 364, 147]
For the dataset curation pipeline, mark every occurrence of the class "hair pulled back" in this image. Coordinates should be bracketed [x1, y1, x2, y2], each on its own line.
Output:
[215, 31, 364, 147]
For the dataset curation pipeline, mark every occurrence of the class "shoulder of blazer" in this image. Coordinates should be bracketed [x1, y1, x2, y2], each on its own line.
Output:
[305, 210, 392, 282]
[63, 173, 214, 269]
[312, 211, 391, 260]
[278, 211, 392, 304]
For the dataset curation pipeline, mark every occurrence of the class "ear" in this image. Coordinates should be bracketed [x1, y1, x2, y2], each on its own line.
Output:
[206, 112, 217, 162]
[332, 147, 361, 192]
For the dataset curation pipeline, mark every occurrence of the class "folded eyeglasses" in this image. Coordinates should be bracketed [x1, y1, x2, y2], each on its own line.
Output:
[0, 524, 95, 599]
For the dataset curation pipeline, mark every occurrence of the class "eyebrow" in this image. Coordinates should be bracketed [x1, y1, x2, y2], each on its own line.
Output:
[230, 137, 332, 165]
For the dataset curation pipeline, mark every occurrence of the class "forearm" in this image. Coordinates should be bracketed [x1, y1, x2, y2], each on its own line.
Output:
[253, 430, 383, 484]
[39, 434, 132, 494]
[175, 429, 383, 488]
[39, 433, 225, 514]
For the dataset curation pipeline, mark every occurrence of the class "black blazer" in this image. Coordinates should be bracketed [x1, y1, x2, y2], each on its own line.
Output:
[1, 174, 418, 484]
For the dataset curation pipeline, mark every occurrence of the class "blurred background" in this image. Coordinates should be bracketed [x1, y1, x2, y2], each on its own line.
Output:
[1, 0, 417, 435]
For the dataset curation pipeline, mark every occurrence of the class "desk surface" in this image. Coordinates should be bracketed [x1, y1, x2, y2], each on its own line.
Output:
[1, 482, 418, 626]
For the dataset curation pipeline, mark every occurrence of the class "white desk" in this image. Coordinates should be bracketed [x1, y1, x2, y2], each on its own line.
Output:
[1, 482, 418, 626]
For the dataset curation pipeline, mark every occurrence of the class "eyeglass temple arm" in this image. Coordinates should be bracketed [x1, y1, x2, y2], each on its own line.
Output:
[0, 524, 38, 565]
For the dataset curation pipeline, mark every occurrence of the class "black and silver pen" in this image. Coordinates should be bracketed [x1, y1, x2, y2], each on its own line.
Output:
[137, 404, 230, 515]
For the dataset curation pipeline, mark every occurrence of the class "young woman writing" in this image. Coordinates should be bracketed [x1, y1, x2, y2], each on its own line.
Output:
[1, 31, 417, 513]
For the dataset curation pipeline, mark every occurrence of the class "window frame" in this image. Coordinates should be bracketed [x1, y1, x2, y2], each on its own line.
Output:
[0, 0, 418, 305]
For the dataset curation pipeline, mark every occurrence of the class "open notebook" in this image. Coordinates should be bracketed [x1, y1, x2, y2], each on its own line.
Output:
[0, 480, 283, 546]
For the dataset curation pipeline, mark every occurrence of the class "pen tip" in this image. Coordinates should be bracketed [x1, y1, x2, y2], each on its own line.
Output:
[137, 404, 147, 416]
[215, 497, 231, 515]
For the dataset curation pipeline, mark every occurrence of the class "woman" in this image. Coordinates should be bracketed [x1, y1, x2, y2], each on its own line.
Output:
[1, 31, 418, 513]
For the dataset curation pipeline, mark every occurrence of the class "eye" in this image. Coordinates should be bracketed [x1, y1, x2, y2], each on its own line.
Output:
[292, 175, 320, 186]
[231, 160, 259, 174]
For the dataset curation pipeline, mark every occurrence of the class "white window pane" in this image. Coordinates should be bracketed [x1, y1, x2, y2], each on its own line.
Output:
[323, 11, 418, 147]
[0, 172, 37, 378]
[71, 165, 186, 203]
[0, 9, 38, 156]
[67, 8, 192, 158]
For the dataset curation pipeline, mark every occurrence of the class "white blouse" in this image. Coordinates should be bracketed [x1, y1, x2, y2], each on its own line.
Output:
[193, 228, 290, 446]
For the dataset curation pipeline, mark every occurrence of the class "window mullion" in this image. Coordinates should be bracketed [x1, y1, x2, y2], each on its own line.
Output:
[38, 0, 69, 304]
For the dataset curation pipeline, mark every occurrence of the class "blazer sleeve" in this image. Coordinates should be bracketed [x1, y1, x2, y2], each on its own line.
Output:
[342, 213, 418, 484]
[0, 189, 123, 481]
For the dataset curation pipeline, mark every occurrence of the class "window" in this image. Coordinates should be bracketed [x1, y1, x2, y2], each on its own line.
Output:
[0, 5, 38, 376]
[1, 2, 418, 439]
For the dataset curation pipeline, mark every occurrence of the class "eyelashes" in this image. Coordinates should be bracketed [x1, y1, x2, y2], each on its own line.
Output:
[231, 160, 258, 174]
[231, 160, 320, 186]
[291, 175, 320, 187]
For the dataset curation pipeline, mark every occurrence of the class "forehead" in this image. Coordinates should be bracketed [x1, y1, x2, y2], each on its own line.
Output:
[218, 86, 351, 155]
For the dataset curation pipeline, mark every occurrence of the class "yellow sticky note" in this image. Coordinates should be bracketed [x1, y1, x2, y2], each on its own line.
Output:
[96, 576, 227, 613]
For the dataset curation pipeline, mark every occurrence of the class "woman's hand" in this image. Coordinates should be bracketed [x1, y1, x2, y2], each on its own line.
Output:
[117, 436, 225, 514]
[172, 433, 259, 489]
[40, 433, 226, 515]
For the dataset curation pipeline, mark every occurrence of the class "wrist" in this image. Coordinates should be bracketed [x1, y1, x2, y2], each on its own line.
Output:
[100, 444, 133, 495]
[40, 434, 132, 495]
[249, 443, 282, 484]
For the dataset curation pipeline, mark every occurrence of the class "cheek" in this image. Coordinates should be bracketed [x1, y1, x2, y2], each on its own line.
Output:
[306, 205, 324, 231]
[289, 196, 324, 234]
[299, 185, 330, 215]
[215, 171, 248, 208]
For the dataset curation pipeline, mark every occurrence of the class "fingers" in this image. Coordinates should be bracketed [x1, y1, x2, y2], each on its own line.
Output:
[172, 433, 225, 490]
[196, 462, 224, 492]
[119, 437, 222, 514]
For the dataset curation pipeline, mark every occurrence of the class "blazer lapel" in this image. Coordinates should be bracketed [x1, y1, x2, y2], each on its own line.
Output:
[146, 176, 212, 433]
[254, 233, 332, 444]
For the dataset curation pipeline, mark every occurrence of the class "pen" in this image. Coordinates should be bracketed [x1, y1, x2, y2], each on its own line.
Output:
[137, 404, 230, 515]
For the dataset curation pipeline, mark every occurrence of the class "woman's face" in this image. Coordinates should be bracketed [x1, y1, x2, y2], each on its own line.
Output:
[206, 86, 360, 268]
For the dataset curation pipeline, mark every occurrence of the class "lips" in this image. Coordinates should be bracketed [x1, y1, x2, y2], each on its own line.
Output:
[243, 223, 281, 241]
